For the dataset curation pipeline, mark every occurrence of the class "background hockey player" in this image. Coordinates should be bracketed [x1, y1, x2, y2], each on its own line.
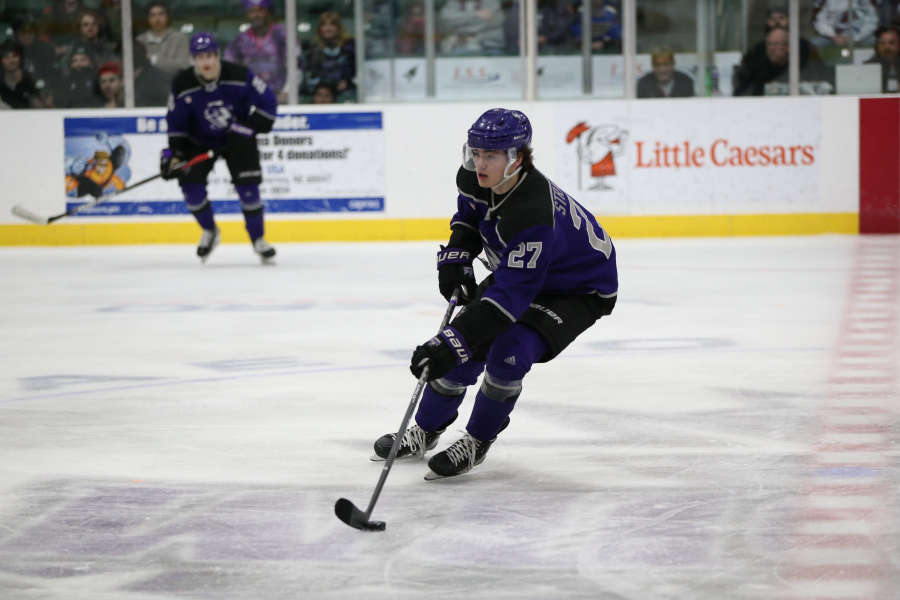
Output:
[161, 31, 278, 263]
[373, 108, 619, 479]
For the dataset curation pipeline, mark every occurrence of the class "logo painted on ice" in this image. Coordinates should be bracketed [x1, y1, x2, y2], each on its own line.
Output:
[566, 122, 628, 191]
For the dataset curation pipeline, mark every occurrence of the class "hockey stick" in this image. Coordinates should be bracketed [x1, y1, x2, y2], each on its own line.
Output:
[11, 150, 214, 225]
[335, 289, 461, 531]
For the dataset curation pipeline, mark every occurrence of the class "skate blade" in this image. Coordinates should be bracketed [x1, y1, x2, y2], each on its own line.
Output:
[369, 452, 425, 462]
[424, 470, 449, 481]
[198, 245, 219, 264]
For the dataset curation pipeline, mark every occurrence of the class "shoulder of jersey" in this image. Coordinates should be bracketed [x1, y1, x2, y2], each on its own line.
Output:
[220, 61, 250, 83]
[455, 166, 487, 200]
[497, 169, 555, 238]
[171, 67, 199, 95]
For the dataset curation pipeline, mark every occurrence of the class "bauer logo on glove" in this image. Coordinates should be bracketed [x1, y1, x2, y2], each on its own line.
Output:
[410, 325, 472, 380]
[437, 248, 471, 265]
[439, 327, 470, 363]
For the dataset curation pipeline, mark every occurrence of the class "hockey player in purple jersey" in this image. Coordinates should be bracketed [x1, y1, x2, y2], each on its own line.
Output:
[373, 108, 618, 479]
[161, 32, 278, 263]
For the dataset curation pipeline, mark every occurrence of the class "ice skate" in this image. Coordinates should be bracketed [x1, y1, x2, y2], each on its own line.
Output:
[197, 226, 221, 263]
[252, 237, 276, 264]
[371, 413, 456, 461]
[424, 418, 508, 480]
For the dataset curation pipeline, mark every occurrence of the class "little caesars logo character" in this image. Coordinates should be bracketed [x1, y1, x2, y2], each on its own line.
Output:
[566, 122, 628, 191]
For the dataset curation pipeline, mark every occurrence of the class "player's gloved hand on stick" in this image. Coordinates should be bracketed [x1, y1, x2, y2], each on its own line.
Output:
[437, 246, 477, 305]
[410, 325, 472, 381]
[159, 148, 185, 180]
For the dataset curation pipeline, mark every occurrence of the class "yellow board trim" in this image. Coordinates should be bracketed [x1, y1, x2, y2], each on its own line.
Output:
[0, 213, 858, 246]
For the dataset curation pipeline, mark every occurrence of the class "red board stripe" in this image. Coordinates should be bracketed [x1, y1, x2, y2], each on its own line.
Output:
[859, 97, 900, 234]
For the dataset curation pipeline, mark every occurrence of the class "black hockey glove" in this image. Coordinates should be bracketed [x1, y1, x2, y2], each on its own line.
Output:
[159, 148, 184, 180]
[437, 246, 477, 305]
[410, 325, 472, 381]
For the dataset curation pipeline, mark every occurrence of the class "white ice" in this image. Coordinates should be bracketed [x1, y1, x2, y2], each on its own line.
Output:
[0, 236, 897, 599]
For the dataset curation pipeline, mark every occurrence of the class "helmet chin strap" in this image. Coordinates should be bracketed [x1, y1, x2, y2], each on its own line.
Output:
[491, 148, 522, 191]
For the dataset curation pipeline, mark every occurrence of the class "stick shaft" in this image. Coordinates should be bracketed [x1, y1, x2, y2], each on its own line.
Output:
[46, 150, 215, 224]
[363, 290, 460, 519]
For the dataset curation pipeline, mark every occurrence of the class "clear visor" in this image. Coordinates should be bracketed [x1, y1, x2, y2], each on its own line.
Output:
[461, 144, 518, 172]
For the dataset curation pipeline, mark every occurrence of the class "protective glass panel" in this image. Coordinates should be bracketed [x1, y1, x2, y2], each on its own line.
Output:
[434, 0, 523, 101]
[534, 0, 587, 99]
[362, 0, 428, 102]
[589, 0, 625, 98]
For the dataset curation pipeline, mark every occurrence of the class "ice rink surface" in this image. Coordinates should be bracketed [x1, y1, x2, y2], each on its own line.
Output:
[1, 235, 898, 599]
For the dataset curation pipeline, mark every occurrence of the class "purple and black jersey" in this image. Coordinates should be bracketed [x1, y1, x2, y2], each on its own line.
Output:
[166, 60, 277, 153]
[450, 165, 618, 323]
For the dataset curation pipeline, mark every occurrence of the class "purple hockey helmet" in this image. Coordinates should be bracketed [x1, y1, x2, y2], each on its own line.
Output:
[189, 32, 218, 56]
[243, 0, 271, 9]
[462, 108, 532, 181]
[467, 108, 532, 151]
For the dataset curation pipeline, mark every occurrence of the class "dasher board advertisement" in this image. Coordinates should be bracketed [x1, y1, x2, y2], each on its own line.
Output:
[62, 112, 385, 217]
[554, 98, 825, 215]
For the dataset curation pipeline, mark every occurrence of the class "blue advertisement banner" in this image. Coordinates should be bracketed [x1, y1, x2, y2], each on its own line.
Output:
[62, 112, 386, 217]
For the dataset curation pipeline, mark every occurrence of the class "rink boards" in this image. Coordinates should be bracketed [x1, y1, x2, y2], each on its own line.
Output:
[0, 96, 896, 244]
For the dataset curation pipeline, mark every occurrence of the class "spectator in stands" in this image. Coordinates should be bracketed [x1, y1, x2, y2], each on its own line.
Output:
[132, 40, 170, 107]
[98, 0, 123, 47]
[506, 0, 579, 54]
[60, 44, 102, 107]
[537, 0, 578, 53]
[96, 61, 123, 107]
[734, 26, 796, 95]
[136, 1, 191, 81]
[876, 1, 900, 28]
[438, 0, 506, 55]
[637, 48, 695, 97]
[396, 0, 426, 56]
[41, 0, 87, 58]
[734, 26, 832, 95]
[365, 0, 397, 58]
[811, 0, 879, 49]
[864, 25, 900, 91]
[312, 81, 337, 104]
[73, 9, 118, 67]
[502, 0, 519, 53]
[570, 0, 622, 53]
[12, 15, 60, 106]
[765, 5, 789, 32]
[300, 11, 356, 103]
[0, 40, 43, 109]
[226, 0, 288, 103]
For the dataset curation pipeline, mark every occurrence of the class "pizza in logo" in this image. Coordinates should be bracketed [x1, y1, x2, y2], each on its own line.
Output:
[566, 122, 628, 191]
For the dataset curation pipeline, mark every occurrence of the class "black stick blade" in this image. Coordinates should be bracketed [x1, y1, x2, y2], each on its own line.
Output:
[334, 498, 386, 531]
